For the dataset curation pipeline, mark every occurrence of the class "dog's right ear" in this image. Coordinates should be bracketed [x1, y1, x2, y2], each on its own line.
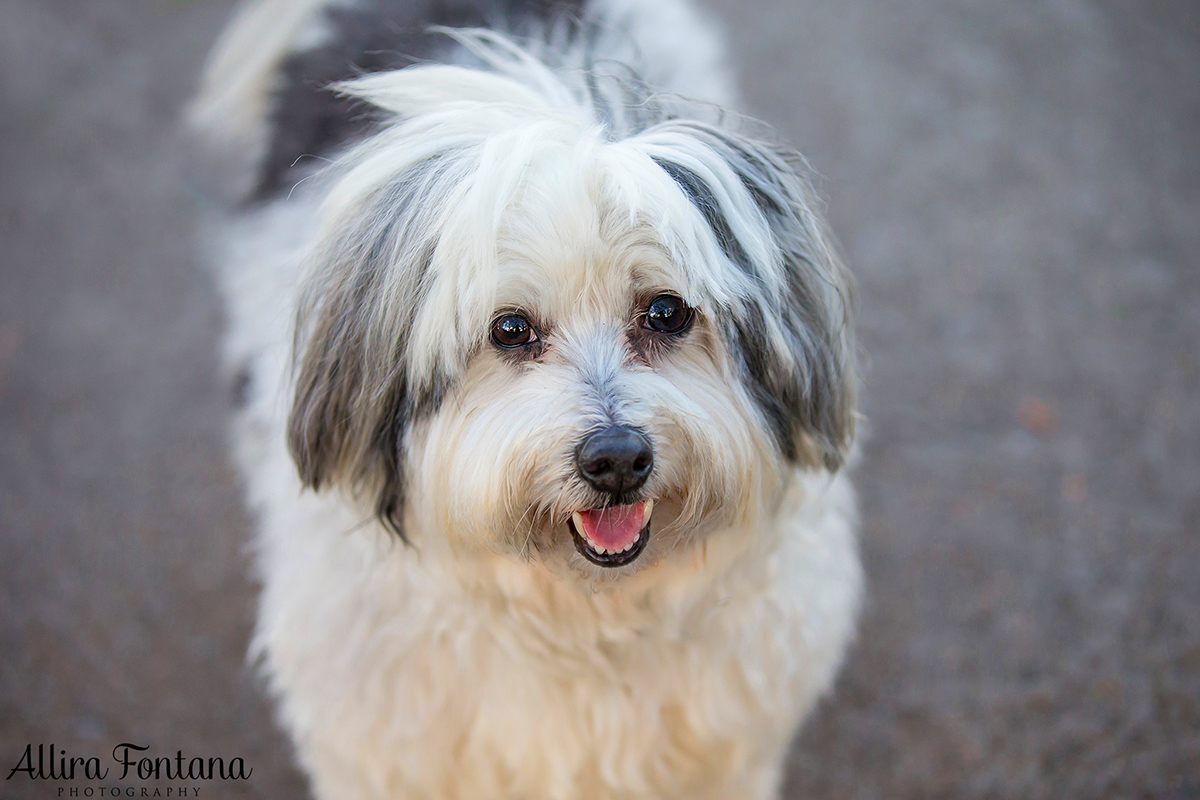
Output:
[286, 239, 415, 535]
[287, 257, 408, 501]
[287, 154, 460, 535]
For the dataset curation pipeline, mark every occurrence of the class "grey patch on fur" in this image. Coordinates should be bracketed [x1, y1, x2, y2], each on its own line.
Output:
[256, 0, 586, 199]
[287, 151, 472, 536]
[651, 158, 750, 272]
[576, 358, 624, 426]
[231, 364, 253, 407]
[651, 127, 856, 469]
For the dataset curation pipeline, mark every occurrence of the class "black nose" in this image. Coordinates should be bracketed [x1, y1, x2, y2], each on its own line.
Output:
[576, 426, 653, 496]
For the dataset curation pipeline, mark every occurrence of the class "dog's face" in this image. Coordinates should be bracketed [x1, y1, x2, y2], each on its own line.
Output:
[286, 60, 854, 577]
[405, 170, 786, 572]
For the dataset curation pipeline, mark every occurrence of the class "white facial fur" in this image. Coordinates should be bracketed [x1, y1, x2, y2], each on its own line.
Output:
[404, 151, 782, 575]
[287, 31, 854, 580]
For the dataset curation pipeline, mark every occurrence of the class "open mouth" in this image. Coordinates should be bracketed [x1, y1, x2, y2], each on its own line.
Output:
[568, 500, 653, 568]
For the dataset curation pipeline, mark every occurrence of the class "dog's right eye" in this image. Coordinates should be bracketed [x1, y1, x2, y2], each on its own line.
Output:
[490, 314, 538, 348]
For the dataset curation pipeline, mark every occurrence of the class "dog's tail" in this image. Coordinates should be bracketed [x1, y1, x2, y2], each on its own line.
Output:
[188, 0, 338, 150]
[187, 0, 735, 199]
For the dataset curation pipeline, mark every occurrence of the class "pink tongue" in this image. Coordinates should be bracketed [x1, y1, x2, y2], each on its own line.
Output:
[577, 502, 647, 551]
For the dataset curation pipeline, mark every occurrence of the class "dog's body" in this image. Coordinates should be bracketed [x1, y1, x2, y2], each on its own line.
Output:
[193, 1, 862, 798]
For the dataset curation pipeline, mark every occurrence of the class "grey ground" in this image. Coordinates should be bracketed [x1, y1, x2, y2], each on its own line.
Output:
[1, 0, 1197, 798]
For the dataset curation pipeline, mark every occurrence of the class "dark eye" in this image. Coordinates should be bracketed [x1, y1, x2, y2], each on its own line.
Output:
[490, 314, 538, 348]
[644, 294, 694, 334]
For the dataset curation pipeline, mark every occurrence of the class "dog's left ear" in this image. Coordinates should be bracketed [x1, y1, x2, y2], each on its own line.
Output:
[649, 124, 856, 470]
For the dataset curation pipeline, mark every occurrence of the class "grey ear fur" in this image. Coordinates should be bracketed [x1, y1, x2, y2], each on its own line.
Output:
[652, 124, 856, 470]
[287, 155, 461, 535]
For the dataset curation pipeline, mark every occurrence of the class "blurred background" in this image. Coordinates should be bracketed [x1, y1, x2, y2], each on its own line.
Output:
[1, 0, 1197, 797]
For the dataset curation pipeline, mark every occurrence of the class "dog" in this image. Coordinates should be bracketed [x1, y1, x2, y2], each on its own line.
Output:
[190, 1, 862, 797]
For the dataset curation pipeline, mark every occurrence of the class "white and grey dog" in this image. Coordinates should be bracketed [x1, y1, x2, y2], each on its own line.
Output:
[191, 0, 861, 797]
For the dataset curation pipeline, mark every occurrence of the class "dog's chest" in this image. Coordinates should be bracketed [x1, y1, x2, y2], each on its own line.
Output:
[278, 546, 792, 800]
[386, 600, 782, 799]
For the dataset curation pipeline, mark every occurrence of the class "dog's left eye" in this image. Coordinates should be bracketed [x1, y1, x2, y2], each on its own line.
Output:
[490, 314, 538, 348]
[643, 294, 694, 335]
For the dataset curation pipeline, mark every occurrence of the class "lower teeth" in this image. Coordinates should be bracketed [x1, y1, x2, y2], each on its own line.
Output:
[587, 534, 636, 556]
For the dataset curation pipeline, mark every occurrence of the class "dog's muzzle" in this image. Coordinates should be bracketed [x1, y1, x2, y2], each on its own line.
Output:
[570, 426, 654, 567]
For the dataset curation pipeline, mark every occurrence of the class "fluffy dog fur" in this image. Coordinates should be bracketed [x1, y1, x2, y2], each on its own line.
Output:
[192, 1, 862, 798]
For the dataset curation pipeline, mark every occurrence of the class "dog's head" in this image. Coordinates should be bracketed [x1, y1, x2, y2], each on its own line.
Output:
[286, 33, 854, 575]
